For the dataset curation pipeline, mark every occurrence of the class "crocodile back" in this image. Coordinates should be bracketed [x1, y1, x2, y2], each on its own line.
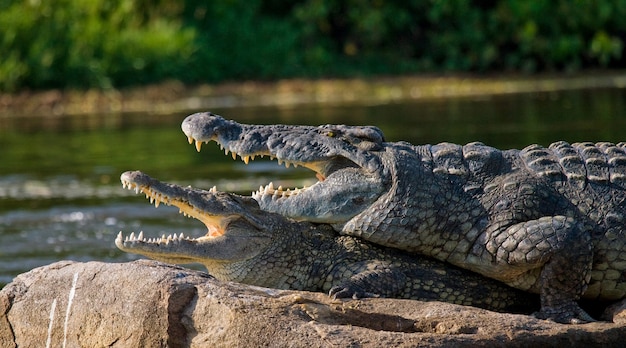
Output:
[430, 142, 505, 181]
[520, 141, 626, 189]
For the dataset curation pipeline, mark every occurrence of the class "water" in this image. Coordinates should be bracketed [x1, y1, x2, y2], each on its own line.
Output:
[1, 87, 625, 286]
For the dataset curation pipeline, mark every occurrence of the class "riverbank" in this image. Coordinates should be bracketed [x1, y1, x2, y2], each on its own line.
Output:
[1, 72, 626, 118]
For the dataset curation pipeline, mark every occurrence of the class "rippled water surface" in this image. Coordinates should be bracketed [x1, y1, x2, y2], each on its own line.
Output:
[1, 87, 625, 286]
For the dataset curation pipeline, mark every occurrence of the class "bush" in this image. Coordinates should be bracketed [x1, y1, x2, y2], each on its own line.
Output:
[291, 0, 626, 73]
[179, 0, 303, 82]
[1, 0, 625, 92]
[0, 0, 194, 91]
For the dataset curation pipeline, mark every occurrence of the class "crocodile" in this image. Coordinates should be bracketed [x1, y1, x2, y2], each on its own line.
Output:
[181, 112, 626, 323]
[115, 170, 537, 313]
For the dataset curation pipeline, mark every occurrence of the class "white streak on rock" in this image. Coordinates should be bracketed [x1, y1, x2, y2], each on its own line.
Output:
[63, 272, 79, 348]
[45, 299, 57, 348]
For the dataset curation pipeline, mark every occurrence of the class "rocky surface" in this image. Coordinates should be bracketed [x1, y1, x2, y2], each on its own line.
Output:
[1, 260, 626, 347]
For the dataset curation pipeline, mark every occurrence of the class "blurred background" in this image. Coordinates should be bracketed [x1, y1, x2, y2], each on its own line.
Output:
[1, 0, 625, 286]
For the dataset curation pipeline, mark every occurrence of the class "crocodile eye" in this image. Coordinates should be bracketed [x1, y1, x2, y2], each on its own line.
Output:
[326, 131, 336, 137]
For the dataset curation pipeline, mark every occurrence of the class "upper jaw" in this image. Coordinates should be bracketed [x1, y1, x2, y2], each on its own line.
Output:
[119, 171, 263, 238]
[181, 112, 380, 176]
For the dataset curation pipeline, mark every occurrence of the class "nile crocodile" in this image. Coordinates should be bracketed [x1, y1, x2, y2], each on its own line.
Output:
[116, 170, 537, 313]
[181, 112, 626, 323]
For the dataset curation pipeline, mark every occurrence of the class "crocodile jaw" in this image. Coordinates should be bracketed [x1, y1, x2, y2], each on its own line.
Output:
[181, 112, 388, 223]
[116, 171, 269, 264]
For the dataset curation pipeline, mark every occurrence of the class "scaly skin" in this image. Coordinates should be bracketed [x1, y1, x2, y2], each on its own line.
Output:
[116, 171, 537, 313]
[182, 112, 626, 323]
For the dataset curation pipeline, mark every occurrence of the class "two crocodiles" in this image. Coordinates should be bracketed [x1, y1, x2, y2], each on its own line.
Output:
[117, 112, 626, 324]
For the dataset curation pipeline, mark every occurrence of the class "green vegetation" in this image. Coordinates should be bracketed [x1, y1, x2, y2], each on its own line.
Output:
[1, 0, 625, 92]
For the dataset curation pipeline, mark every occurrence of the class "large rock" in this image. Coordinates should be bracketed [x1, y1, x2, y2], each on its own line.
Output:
[2, 260, 626, 347]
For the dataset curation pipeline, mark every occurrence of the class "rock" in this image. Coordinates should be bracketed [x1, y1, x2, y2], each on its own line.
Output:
[1, 260, 626, 347]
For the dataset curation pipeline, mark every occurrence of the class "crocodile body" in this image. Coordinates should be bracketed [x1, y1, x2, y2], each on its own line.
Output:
[181, 112, 626, 323]
[116, 171, 537, 313]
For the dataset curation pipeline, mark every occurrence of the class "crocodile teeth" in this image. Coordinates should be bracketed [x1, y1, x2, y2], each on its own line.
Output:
[195, 140, 203, 152]
[119, 230, 197, 245]
[187, 135, 194, 145]
[253, 182, 305, 199]
[120, 231, 148, 243]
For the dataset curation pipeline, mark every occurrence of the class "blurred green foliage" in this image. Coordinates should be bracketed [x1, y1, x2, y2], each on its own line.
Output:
[1, 0, 625, 92]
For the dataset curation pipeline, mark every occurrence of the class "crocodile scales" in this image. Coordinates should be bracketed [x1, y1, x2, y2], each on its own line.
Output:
[116, 171, 536, 313]
[181, 112, 626, 323]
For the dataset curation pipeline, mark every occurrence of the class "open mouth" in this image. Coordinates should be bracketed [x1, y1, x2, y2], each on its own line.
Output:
[186, 135, 356, 200]
[117, 173, 228, 246]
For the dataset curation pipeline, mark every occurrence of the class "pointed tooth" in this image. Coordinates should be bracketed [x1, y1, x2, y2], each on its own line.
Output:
[268, 182, 275, 190]
[195, 140, 203, 152]
[277, 159, 283, 166]
[251, 155, 256, 161]
[180, 232, 185, 239]
[187, 135, 194, 144]
[278, 186, 283, 191]
[117, 231, 123, 240]
[154, 199, 160, 208]
[210, 186, 217, 193]
[135, 187, 140, 194]
[129, 232, 136, 241]
[243, 156, 250, 164]
[138, 231, 144, 241]
[231, 152, 237, 160]
[285, 162, 290, 168]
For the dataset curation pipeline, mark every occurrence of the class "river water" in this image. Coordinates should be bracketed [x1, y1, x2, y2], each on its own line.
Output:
[1, 87, 625, 286]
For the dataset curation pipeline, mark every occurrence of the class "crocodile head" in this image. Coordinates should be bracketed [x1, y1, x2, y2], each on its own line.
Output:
[181, 112, 389, 224]
[116, 170, 274, 275]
